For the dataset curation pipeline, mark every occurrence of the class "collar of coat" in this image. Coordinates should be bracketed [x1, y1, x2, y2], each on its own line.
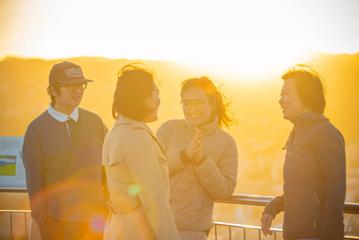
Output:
[291, 111, 328, 130]
[283, 111, 329, 150]
[114, 115, 156, 138]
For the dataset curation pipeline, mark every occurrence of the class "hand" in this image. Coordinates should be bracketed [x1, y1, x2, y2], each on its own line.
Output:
[261, 213, 274, 236]
[186, 127, 204, 163]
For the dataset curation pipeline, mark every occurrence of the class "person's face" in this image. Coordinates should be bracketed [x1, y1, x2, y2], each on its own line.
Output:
[144, 85, 160, 122]
[52, 83, 87, 111]
[279, 78, 308, 121]
[182, 88, 212, 126]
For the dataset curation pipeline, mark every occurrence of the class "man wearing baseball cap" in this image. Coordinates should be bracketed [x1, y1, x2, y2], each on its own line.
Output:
[22, 61, 107, 239]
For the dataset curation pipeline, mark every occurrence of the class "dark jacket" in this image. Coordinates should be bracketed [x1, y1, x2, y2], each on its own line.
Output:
[22, 108, 107, 227]
[264, 112, 346, 240]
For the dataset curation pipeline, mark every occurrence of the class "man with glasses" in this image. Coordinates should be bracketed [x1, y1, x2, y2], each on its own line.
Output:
[22, 61, 107, 239]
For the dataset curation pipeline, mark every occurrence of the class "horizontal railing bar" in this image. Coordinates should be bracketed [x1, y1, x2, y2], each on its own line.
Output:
[214, 221, 359, 240]
[0, 209, 358, 239]
[216, 194, 359, 214]
[0, 210, 31, 213]
[216, 194, 273, 206]
[1, 190, 358, 214]
[345, 236, 359, 240]
[0, 188, 27, 193]
[3, 189, 358, 214]
[214, 221, 282, 232]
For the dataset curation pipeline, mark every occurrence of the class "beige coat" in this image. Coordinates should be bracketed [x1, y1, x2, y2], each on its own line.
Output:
[157, 119, 238, 233]
[102, 116, 181, 240]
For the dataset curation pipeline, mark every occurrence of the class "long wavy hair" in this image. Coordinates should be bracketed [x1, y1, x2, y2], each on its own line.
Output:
[181, 76, 234, 128]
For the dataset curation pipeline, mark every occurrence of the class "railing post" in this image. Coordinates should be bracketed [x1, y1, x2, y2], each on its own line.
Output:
[243, 227, 246, 240]
[24, 212, 28, 239]
[228, 226, 232, 240]
[10, 212, 13, 240]
[214, 224, 217, 240]
[258, 229, 261, 240]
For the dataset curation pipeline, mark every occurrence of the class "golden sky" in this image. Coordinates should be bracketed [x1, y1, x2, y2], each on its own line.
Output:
[1, 0, 359, 77]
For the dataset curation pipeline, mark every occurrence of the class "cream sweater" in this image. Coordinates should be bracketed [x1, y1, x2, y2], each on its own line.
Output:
[157, 119, 238, 231]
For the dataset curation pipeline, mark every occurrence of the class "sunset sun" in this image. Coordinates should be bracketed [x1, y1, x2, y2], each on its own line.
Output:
[1, 0, 358, 82]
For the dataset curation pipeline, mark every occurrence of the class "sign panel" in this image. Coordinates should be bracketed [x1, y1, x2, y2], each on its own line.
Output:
[0, 137, 26, 189]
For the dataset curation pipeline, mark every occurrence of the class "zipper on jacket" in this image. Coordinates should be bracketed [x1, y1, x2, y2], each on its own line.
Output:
[312, 192, 320, 230]
[313, 192, 321, 207]
[284, 150, 292, 182]
[65, 120, 72, 143]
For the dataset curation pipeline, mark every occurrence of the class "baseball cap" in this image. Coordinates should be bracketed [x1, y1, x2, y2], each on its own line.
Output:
[49, 61, 93, 86]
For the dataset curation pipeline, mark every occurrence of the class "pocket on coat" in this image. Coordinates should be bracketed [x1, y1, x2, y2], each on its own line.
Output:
[104, 207, 155, 240]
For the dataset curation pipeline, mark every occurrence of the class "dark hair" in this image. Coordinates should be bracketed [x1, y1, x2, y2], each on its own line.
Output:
[112, 62, 155, 120]
[282, 64, 326, 114]
[47, 85, 61, 104]
[180, 76, 234, 128]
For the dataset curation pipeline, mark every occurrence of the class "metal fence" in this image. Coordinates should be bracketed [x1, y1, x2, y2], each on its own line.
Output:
[0, 210, 31, 240]
[212, 194, 359, 240]
[1, 190, 359, 240]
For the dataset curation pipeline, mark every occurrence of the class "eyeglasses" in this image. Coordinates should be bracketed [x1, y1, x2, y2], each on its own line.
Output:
[63, 83, 88, 92]
[181, 99, 208, 108]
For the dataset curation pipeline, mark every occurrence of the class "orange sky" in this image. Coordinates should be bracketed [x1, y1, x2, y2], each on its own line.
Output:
[1, 0, 359, 77]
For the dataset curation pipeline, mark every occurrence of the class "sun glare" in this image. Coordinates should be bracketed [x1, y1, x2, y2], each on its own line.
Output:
[1, 0, 359, 82]
[177, 48, 313, 83]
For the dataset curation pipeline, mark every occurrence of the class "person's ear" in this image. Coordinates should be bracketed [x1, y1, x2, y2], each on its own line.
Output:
[49, 86, 60, 97]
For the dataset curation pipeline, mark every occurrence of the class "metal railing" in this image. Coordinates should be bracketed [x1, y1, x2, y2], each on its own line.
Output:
[213, 221, 283, 240]
[1, 189, 359, 240]
[0, 210, 31, 240]
[213, 194, 359, 240]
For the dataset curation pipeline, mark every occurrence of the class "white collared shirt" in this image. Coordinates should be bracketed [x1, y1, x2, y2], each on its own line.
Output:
[48, 105, 79, 122]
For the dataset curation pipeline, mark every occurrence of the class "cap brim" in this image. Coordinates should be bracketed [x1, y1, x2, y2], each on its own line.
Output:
[60, 78, 93, 85]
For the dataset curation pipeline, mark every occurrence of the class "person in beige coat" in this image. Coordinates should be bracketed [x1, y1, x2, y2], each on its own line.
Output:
[102, 63, 181, 240]
[157, 77, 238, 240]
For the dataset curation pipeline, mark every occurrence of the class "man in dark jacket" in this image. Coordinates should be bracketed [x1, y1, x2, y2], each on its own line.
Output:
[22, 61, 107, 239]
[261, 64, 346, 240]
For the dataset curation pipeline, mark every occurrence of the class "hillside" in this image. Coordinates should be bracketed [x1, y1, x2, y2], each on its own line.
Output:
[0, 54, 358, 199]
